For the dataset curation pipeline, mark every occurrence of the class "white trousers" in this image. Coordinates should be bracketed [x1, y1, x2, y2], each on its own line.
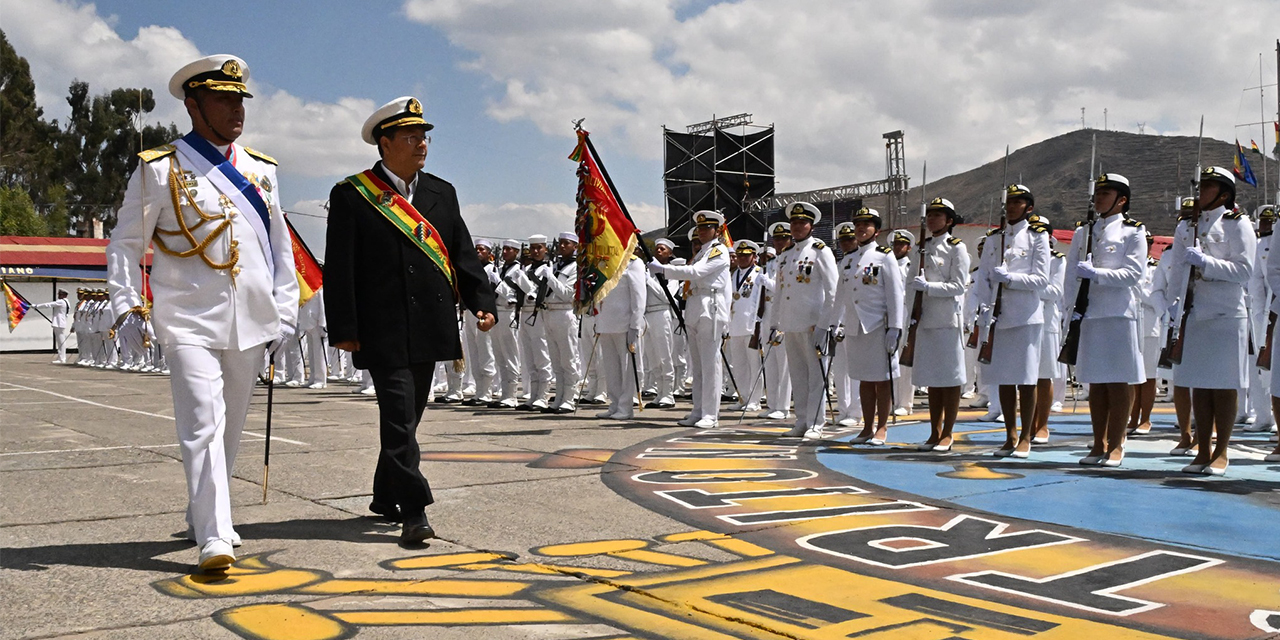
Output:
[519, 310, 553, 402]
[764, 336, 792, 413]
[579, 316, 603, 399]
[167, 343, 264, 546]
[463, 315, 497, 400]
[643, 310, 676, 402]
[833, 341, 859, 420]
[53, 327, 68, 362]
[688, 315, 724, 420]
[545, 309, 580, 407]
[599, 332, 639, 415]
[785, 329, 826, 430]
[492, 308, 522, 399]
[302, 330, 327, 386]
[727, 335, 763, 407]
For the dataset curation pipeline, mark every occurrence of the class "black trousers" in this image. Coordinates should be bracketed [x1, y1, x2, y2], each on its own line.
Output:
[368, 363, 435, 512]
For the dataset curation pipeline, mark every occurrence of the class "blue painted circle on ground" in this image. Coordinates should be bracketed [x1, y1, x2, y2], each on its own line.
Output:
[815, 412, 1280, 561]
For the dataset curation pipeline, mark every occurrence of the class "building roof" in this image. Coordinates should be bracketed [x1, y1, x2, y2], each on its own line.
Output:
[0, 236, 150, 280]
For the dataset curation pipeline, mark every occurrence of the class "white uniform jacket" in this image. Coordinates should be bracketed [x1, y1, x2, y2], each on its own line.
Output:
[662, 239, 731, 324]
[543, 258, 577, 311]
[107, 141, 298, 350]
[594, 257, 646, 334]
[822, 240, 904, 334]
[974, 218, 1050, 328]
[911, 233, 970, 330]
[493, 261, 527, 309]
[1063, 214, 1146, 320]
[768, 236, 838, 332]
[34, 298, 71, 329]
[1137, 257, 1164, 338]
[1164, 206, 1256, 322]
[1248, 231, 1272, 326]
[728, 265, 768, 337]
[1042, 251, 1066, 333]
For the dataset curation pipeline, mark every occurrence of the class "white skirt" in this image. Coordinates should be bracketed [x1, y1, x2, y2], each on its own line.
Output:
[845, 326, 899, 382]
[981, 323, 1042, 386]
[1039, 329, 1065, 380]
[1174, 317, 1249, 390]
[911, 327, 966, 387]
[1077, 317, 1144, 385]
[1142, 335, 1161, 380]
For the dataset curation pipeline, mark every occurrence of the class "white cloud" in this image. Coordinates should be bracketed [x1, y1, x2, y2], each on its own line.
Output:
[404, 0, 1280, 191]
[462, 199, 664, 241]
[4, 0, 374, 182]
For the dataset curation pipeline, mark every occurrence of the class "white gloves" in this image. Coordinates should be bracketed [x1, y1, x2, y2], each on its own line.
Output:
[1184, 247, 1207, 268]
[833, 325, 846, 343]
[885, 327, 901, 354]
[626, 327, 639, 352]
[910, 275, 929, 292]
[992, 265, 1013, 284]
[1075, 261, 1097, 280]
[768, 328, 783, 346]
[535, 264, 552, 280]
[814, 327, 834, 355]
[647, 260, 665, 275]
[268, 323, 296, 359]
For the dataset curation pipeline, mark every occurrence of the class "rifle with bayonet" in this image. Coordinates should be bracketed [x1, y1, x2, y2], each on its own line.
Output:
[977, 147, 1011, 365]
[1159, 116, 1205, 368]
[1058, 134, 1098, 365]
[900, 161, 928, 367]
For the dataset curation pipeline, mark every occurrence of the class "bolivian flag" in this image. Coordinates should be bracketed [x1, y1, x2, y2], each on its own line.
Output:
[3, 281, 31, 332]
[285, 215, 323, 307]
[569, 129, 639, 314]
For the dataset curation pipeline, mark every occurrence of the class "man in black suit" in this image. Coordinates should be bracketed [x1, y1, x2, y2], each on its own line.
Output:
[325, 96, 497, 544]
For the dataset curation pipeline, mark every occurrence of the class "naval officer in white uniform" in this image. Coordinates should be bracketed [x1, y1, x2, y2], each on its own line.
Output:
[107, 55, 298, 572]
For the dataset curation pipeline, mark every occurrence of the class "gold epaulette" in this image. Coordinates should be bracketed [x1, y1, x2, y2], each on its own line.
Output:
[1148, 257, 1158, 266]
[138, 144, 176, 163]
[1075, 220, 1086, 228]
[708, 247, 723, 259]
[1225, 209, 1248, 221]
[947, 237, 962, 246]
[1052, 250, 1065, 259]
[813, 241, 826, 250]
[1123, 217, 1144, 228]
[985, 227, 1000, 236]
[1029, 223, 1050, 233]
[876, 245, 892, 253]
[243, 147, 278, 165]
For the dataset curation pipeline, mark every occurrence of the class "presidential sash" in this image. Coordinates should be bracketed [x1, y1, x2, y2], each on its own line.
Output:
[346, 170, 456, 295]
[173, 132, 276, 276]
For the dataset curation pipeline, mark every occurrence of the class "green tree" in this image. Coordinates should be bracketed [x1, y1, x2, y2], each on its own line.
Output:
[0, 29, 58, 198]
[0, 185, 47, 236]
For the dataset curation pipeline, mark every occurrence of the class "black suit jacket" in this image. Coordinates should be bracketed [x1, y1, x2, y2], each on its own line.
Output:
[324, 163, 497, 370]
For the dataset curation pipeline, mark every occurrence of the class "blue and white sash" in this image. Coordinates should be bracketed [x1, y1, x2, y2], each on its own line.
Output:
[173, 132, 275, 276]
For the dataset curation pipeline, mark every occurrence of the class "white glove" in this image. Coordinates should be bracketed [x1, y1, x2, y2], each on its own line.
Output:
[1075, 261, 1097, 280]
[626, 327, 639, 352]
[647, 260, 664, 275]
[910, 275, 929, 292]
[1184, 247, 1207, 268]
[833, 325, 846, 343]
[814, 327, 833, 355]
[992, 265, 1013, 284]
[487, 270, 500, 286]
[535, 264, 552, 280]
[268, 324, 296, 359]
[768, 328, 782, 346]
[885, 327, 901, 354]
[1166, 302, 1180, 322]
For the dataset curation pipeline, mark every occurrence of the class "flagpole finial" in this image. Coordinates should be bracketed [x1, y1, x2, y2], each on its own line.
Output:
[572, 118, 586, 131]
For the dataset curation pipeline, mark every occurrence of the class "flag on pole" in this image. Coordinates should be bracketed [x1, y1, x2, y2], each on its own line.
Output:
[285, 214, 324, 306]
[1252, 139, 1263, 154]
[569, 128, 639, 314]
[3, 281, 32, 332]
[1234, 140, 1259, 187]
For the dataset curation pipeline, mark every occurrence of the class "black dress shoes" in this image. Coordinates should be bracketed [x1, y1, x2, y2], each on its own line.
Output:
[400, 511, 436, 544]
[368, 501, 402, 522]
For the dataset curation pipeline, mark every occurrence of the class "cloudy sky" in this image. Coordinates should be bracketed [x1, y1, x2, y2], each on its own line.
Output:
[5, 0, 1278, 250]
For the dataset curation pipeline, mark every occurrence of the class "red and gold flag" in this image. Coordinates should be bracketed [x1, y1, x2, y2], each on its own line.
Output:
[569, 129, 639, 314]
[285, 215, 324, 306]
[3, 281, 31, 332]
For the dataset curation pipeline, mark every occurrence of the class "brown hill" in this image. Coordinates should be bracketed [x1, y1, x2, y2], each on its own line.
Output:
[882, 129, 1275, 237]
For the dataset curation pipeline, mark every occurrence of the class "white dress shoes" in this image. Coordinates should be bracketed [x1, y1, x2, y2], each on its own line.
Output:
[198, 539, 235, 573]
[802, 427, 824, 440]
[694, 417, 719, 428]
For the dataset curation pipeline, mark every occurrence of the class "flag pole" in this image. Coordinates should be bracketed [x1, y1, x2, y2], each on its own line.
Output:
[580, 131, 688, 334]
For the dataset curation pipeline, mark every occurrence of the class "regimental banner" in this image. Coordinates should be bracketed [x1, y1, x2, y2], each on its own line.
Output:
[284, 214, 323, 307]
[3, 280, 31, 332]
[569, 129, 638, 314]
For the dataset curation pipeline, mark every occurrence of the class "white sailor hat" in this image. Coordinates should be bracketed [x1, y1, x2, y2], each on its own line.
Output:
[527, 234, 548, 246]
[362, 96, 433, 145]
[1201, 166, 1236, 190]
[851, 207, 882, 226]
[693, 210, 725, 227]
[655, 238, 675, 250]
[768, 221, 791, 237]
[1258, 204, 1277, 222]
[1095, 173, 1130, 195]
[892, 229, 915, 244]
[1180, 196, 1197, 210]
[734, 239, 760, 254]
[788, 202, 821, 224]
[687, 227, 698, 241]
[501, 239, 522, 250]
[926, 197, 956, 213]
[764, 246, 777, 256]
[558, 232, 579, 243]
[835, 222, 857, 239]
[169, 54, 252, 100]
[474, 238, 493, 249]
[671, 258, 687, 266]
[1006, 184, 1034, 203]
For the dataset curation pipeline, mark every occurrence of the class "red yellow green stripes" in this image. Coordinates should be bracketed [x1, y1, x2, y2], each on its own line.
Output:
[346, 171, 455, 294]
